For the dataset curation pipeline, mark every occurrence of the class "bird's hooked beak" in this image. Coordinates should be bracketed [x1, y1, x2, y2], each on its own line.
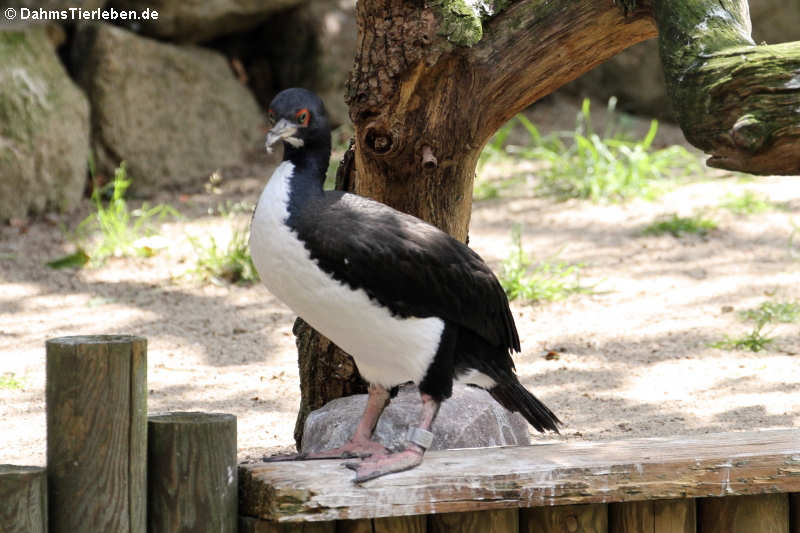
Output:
[265, 118, 304, 153]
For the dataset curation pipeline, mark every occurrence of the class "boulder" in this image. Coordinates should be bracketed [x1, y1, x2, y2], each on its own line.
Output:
[74, 23, 265, 194]
[108, 0, 302, 43]
[0, 27, 90, 221]
[301, 384, 531, 454]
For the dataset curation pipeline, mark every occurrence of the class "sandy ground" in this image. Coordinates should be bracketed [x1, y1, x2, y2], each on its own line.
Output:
[2, 98, 799, 467]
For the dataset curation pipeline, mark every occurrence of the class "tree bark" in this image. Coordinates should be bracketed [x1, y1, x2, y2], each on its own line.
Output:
[292, 0, 800, 446]
[654, 0, 800, 174]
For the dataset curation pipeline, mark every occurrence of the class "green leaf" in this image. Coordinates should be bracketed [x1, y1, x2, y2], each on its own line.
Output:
[46, 249, 90, 269]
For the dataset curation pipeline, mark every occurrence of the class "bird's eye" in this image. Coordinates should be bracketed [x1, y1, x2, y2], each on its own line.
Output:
[295, 108, 310, 127]
[267, 109, 277, 126]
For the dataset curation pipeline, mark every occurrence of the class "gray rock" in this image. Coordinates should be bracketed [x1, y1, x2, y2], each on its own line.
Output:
[74, 24, 264, 194]
[109, 0, 302, 42]
[301, 384, 531, 454]
[0, 27, 90, 220]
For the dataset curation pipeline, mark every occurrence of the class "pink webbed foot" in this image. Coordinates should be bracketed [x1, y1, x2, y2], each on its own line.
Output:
[263, 438, 389, 462]
[344, 445, 425, 483]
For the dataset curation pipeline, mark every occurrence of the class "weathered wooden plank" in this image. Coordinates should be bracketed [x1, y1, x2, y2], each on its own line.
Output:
[521, 503, 607, 533]
[46, 335, 147, 533]
[0, 465, 47, 533]
[699, 494, 788, 533]
[430, 509, 517, 533]
[610, 499, 695, 533]
[148, 412, 237, 533]
[240, 429, 800, 522]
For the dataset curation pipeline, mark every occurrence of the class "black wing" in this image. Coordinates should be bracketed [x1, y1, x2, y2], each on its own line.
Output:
[290, 191, 520, 352]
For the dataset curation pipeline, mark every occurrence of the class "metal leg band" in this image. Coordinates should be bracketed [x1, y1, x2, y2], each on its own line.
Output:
[406, 427, 434, 449]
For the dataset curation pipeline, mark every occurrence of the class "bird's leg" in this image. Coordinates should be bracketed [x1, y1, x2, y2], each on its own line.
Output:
[345, 392, 440, 483]
[265, 384, 391, 461]
[303, 383, 391, 459]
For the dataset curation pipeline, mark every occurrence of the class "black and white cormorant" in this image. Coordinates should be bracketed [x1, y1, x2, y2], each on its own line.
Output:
[251, 88, 560, 482]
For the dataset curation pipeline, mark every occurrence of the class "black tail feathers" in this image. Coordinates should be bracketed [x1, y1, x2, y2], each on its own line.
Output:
[490, 378, 561, 434]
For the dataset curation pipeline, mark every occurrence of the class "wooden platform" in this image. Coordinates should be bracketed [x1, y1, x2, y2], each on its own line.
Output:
[239, 429, 800, 523]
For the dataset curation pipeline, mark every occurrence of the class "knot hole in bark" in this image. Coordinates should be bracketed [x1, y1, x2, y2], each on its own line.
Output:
[365, 125, 394, 156]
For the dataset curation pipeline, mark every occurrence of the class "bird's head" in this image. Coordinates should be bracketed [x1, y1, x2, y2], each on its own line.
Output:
[265, 88, 331, 156]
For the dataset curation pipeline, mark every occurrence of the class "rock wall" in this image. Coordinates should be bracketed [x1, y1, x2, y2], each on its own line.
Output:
[0, 0, 356, 220]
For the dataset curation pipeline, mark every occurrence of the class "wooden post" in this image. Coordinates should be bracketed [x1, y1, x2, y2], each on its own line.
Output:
[239, 516, 335, 532]
[46, 335, 147, 533]
[699, 494, 789, 533]
[610, 499, 695, 533]
[521, 504, 608, 533]
[0, 465, 47, 533]
[148, 412, 237, 533]
[430, 509, 518, 533]
[791, 494, 800, 533]
[337, 515, 427, 533]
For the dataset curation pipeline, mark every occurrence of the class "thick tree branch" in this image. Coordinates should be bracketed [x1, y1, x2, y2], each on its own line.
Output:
[654, 0, 800, 174]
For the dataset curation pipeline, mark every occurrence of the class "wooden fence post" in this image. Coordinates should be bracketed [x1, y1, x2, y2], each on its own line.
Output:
[610, 499, 695, 533]
[147, 412, 237, 532]
[521, 503, 608, 533]
[699, 494, 789, 533]
[0, 465, 47, 533]
[46, 335, 147, 533]
[429, 509, 518, 533]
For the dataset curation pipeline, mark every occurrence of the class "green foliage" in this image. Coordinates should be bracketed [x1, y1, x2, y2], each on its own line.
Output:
[48, 162, 178, 267]
[476, 98, 700, 203]
[711, 298, 799, 352]
[642, 214, 718, 237]
[500, 225, 592, 302]
[719, 190, 776, 215]
[534, 99, 699, 202]
[710, 324, 774, 352]
[0, 372, 24, 390]
[46, 249, 89, 269]
[190, 201, 259, 285]
[739, 301, 800, 324]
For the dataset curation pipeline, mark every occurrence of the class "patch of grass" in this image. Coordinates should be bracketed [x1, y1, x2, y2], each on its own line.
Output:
[500, 225, 592, 302]
[48, 162, 178, 267]
[642, 214, 718, 237]
[710, 326, 774, 352]
[0, 372, 24, 390]
[739, 301, 800, 324]
[476, 98, 700, 203]
[711, 299, 799, 352]
[190, 201, 259, 285]
[534, 99, 700, 202]
[719, 190, 777, 215]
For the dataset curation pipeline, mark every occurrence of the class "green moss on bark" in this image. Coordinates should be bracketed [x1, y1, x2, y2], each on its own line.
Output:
[433, 0, 511, 47]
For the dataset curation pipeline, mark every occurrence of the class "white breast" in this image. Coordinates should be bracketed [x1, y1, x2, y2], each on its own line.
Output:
[249, 161, 444, 388]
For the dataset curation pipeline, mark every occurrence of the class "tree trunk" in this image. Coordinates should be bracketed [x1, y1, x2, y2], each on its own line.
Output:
[292, 0, 800, 446]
